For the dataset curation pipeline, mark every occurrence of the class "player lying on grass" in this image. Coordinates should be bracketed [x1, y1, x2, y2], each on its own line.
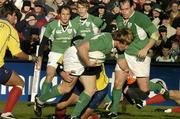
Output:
[140, 90, 180, 113]
[104, 77, 169, 111]
[34, 28, 134, 119]
[123, 77, 180, 113]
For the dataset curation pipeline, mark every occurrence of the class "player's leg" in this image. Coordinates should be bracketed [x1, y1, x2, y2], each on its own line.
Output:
[142, 79, 169, 107]
[40, 52, 63, 95]
[34, 76, 78, 117]
[169, 90, 180, 101]
[81, 85, 108, 119]
[56, 93, 79, 119]
[70, 74, 97, 118]
[70, 66, 102, 118]
[0, 66, 24, 119]
[108, 59, 128, 117]
[56, 80, 83, 119]
[154, 90, 180, 113]
[125, 53, 151, 108]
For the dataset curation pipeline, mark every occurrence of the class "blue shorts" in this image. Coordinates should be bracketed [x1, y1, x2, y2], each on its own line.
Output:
[0, 66, 13, 84]
[88, 86, 108, 109]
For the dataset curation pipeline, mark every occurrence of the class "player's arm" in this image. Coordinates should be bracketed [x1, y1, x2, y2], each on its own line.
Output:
[137, 14, 159, 58]
[8, 27, 37, 62]
[56, 63, 76, 83]
[77, 40, 90, 66]
[137, 37, 157, 58]
[77, 40, 97, 67]
[15, 52, 37, 62]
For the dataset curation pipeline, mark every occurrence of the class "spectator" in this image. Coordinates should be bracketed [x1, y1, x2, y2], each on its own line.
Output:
[16, 12, 40, 41]
[156, 45, 175, 62]
[142, 0, 152, 18]
[20, 27, 40, 55]
[169, 40, 180, 62]
[95, 3, 115, 32]
[167, 0, 180, 25]
[158, 25, 168, 44]
[38, 7, 57, 27]
[33, 1, 46, 27]
[151, 4, 162, 27]
[67, 1, 78, 19]
[170, 17, 180, 46]
[0, 0, 7, 14]
[20, 0, 32, 20]
[166, 24, 180, 62]
[45, 0, 65, 13]
[160, 13, 176, 38]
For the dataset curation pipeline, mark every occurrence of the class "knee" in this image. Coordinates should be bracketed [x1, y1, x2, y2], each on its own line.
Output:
[139, 86, 149, 93]
[84, 88, 96, 97]
[114, 79, 124, 89]
[17, 78, 24, 88]
[59, 86, 72, 94]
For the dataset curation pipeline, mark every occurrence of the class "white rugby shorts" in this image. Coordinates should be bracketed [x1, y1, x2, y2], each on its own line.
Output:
[115, 53, 151, 77]
[47, 51, 63, 68]
[63, 46, 85, 76]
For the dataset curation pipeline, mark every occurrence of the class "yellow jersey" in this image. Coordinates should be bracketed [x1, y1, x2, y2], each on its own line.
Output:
[0, 19, 22, 67]
[96, 64, 109, 91]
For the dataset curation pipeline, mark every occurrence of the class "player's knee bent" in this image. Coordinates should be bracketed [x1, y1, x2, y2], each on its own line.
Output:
[127, 87, 149, 100]
[114, 79, 124, 89]
[17, 78, 24, 87]
[138, 84, 149, 92]
[59, 86, 72, 94]
[84, 88, 96, 97]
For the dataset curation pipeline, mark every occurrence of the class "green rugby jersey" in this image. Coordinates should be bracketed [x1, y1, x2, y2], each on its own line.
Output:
[116, 11, 158, 56]
[44, 20, 76, 53]
[88, 33, 113, 55]
[72, 14, 106, 39]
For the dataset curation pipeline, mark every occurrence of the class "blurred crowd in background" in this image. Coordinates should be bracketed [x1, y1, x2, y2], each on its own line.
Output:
[0, 0, 179, 63]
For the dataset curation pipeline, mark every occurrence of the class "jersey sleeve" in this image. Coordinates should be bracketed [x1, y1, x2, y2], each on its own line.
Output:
[43, 20, 57, 38]
[91, 15, 106, 30]
[137, 13, 158, 37]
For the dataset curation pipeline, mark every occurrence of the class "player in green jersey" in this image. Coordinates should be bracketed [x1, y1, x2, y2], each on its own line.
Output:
[34, 5, 77, 117]
[108, 0, 160, 117]
[34, 28, 134, 119]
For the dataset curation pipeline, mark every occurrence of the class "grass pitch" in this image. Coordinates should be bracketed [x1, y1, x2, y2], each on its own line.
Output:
[0, 101, 180, 119]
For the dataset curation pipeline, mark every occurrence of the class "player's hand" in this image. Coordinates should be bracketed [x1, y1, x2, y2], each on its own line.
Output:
[29, 55, 38, 63]
[137, 49, 148, 58]
[61, 71, 76, 83]
[32, 55, 38, 63]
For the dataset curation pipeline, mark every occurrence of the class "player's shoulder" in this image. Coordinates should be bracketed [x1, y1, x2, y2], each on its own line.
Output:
[46, 19, 59, 27]
[0, 19, 12, 28]
[134, 11, 150, 19]
[72, 15, 80, 22]
[0, 19, 14, 32]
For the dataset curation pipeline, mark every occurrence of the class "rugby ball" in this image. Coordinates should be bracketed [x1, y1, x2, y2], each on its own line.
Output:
[89, 51, 106, 63]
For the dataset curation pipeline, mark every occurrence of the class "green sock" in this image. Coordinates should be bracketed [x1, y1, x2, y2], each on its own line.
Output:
[39, 85, 61, 102]
[149, 81, 162, 92]
[41, 80, 52, 95]
[110, 89, 122, 113]
[71, 92, 91, 117]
